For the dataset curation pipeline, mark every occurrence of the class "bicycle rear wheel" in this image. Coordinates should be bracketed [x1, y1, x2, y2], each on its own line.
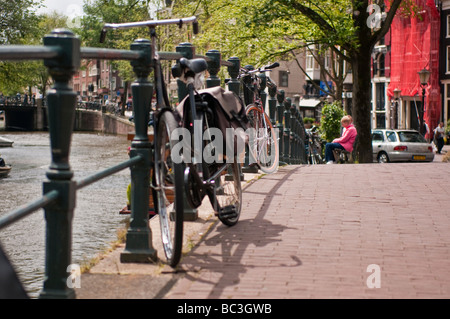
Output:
[216, 158, 242, 226]
[153, 110, 184, 267]
[245, 105, 279, 173]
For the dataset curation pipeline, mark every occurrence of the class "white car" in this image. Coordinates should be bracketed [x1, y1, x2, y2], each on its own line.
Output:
[372, 129, 435, 163]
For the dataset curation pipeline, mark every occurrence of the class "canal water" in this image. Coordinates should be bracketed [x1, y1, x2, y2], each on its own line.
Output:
[0, 132, 132, 298]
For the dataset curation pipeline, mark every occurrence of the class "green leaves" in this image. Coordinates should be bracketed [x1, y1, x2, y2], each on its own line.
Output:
[320, 101, 346, 142]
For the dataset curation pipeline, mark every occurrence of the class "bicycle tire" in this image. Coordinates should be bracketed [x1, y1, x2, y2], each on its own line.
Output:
[245, 104, 279, 173]
[217, 158, 242, 226]
[153, 110, 184, 267]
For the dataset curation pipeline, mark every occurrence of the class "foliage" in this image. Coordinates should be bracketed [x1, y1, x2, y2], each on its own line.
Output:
[0, 0, 43, 95]
[319, 101, 346, 142]
[303, 117, 315, 124]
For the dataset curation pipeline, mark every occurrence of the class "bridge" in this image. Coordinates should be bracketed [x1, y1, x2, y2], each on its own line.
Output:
[0, 102, 46, 131]
[0, 27, 307, 299]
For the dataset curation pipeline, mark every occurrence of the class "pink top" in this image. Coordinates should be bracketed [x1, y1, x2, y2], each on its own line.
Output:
[333, 124, 357, 152]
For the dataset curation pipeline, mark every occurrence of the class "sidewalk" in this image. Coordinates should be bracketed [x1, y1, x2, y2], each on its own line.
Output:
[77, 146, 450, 299]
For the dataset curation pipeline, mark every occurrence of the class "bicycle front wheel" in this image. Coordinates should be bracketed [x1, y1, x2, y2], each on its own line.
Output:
[245, 105, 279, 173]
[153, 110, 184, 267]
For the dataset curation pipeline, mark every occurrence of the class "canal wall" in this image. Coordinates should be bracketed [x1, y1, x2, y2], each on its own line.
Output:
[74, 110, 134, 136]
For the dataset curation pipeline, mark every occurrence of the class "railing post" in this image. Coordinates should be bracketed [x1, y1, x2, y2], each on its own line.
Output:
[276, 90, 286, 165]
[268, 83, 277, 126]
[227, 57, 240, 96]
[240, 65, 258, 173]
[175, 42, 198, 221]
[297, 108, 307, 164]
[206, 49, 221, 88]
[120, 38, 157, 263]
[176, 42, 194, 101]
[290, 101, 298, 164]
[39, 29, 80, 299]
[284, 97, 291, 164]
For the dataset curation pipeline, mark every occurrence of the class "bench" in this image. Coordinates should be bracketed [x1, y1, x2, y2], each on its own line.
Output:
[333, 148, 353, 164]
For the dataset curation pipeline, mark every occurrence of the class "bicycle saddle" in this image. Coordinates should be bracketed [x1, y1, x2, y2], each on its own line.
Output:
[172, 57, 207, 78]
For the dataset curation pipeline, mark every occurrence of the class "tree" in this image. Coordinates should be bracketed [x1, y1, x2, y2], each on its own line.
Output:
[171, 0, 412, 163]
[0, 0, 43, 95]
[262, 0, 405, 163]
[78, 0, 154, 114]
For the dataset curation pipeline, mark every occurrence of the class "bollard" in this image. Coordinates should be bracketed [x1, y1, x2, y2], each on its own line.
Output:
[120, 39, 157, 264]
[40, 29, 80, 299]
[175, 42, 198, 221]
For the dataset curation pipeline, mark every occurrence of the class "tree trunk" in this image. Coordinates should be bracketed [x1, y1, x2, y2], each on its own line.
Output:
[351, 42, 374, 163]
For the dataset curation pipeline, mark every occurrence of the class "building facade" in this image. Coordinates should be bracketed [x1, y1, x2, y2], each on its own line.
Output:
[72, 60, 123, 106]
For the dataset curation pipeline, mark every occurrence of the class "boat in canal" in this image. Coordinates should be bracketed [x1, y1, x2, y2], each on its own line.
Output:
[0, 136, 14, 147]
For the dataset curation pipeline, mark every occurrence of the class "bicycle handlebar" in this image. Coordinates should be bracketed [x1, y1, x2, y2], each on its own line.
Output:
[100, 16, 198, 43]
[239, 62, 280, 77]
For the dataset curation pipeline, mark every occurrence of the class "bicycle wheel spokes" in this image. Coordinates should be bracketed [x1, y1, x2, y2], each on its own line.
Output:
[216, 159, 242, 226]
[245, 105, 279, 173]
[154, 111, 183, 267]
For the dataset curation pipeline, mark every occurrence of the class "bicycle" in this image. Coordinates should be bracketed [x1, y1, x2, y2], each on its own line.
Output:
[174, 58, 245, 227]
[239, 63, 280, 173]
[100, 16, 199, 267]
[305, 125, 324, 164]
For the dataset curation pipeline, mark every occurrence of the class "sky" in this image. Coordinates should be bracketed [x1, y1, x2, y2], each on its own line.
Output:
[38, 0, 85, 15]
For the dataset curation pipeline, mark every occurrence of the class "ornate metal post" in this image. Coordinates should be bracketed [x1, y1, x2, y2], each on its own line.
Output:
[268, 83, 277, 126]
[121, 39, 157, 263]
[227, 57, 240, 96]
[176, 42, 194, 101]
[290, 102, 298, 164]
[206, 49, 221, 88]
[240, 64, 258, 173]
[276, 90, 286, 165]
[283, 97, 291, 164]
[40, 29, 80, 299]
[175, 42, 197, 221]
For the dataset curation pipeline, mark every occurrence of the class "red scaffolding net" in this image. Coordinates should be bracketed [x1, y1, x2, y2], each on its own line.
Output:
[387, 0, 440, 134]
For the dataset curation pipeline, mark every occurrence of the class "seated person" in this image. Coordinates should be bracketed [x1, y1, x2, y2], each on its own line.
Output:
[324, 115, 357, 164]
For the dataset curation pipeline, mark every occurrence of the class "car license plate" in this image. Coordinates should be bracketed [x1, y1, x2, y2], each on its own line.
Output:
[413, 155, 426, 160]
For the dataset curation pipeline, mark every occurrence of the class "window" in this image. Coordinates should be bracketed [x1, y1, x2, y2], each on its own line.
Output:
[386, 131, 397, 142]
[372, 131, 384, 142]
[447, 46, 450, 73]
[279, 71, 289, 87]
[447, 15, 450, 38]
[306, 54, 314, 70]
[376, 83, 385, 110]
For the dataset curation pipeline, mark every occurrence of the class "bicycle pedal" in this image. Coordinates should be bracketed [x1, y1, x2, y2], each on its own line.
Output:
[217, 205, 237, 219]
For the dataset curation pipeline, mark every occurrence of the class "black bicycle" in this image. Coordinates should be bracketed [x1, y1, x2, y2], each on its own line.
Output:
[174, 58, 244, 227]
[306, 125, 324, 164]
[100, 16, 199, 267]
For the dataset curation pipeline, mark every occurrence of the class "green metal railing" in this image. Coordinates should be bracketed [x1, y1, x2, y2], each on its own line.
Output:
[0, 28, 307, 299]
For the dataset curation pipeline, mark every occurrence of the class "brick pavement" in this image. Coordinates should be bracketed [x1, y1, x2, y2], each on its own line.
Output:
[164, 154, 450, 299]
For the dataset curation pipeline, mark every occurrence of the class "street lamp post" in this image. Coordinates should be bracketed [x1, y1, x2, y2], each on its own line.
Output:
[393, 88, 401, 129]
[418, 68, 431, 136]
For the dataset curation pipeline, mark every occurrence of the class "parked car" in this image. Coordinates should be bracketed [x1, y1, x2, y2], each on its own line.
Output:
[372, 129, 435, 163]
